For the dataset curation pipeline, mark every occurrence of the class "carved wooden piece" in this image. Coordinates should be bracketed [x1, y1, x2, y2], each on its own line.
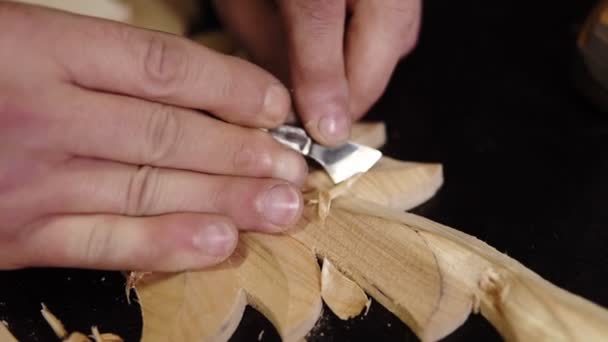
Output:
[136, 121, 608, 341]
[320, 258, 369, 320]
[137, 233, 321, 342]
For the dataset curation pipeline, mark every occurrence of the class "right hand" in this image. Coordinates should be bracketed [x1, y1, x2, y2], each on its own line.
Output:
[0, 2, 307, 272]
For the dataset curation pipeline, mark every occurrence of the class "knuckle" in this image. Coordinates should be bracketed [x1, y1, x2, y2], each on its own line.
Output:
[294, 0, 342, 31]
[383, 1, 421, 55]
[140, 33, 190, 98]
[402, 33, 419, 56]
[125, 165, 161, 216]
[231, 132, 273, 175]
[83, 220, 115, 265]
[142, 105, 183, 164]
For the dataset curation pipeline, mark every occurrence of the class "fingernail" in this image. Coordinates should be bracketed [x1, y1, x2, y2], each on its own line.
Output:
[192, 222, 236, 257]
[319, 113, 350, 145]
[273, 152, 308, 185]
[260, 184, 302, 227]
[263, 84, 290, 125]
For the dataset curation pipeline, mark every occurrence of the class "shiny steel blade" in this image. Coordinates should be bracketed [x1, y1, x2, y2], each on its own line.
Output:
[308, 142, 382, 183]
[268, 124, 382, 184]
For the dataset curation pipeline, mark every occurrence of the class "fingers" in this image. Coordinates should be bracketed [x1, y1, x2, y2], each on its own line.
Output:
[52, 158, 304, 233]
[345, 0, 421, 118]
[19, 213, 238, 271]
[213, 0, 289, 82]
[54, 88, 307, 185]
[278, 0, 351, 146]
[47, 7, 290, 128]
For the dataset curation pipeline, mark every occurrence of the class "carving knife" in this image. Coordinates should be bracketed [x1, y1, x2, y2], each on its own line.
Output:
[268, 124, 382, 184]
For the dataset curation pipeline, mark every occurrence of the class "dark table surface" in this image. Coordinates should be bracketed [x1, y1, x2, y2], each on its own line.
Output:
[2, 0, 608, 341]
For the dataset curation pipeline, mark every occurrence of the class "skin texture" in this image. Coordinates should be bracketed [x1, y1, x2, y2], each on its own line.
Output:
[213, 0, 422, 146]
[0, 2, 308, 271]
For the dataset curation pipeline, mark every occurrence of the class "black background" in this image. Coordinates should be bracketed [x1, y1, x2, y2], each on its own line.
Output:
[2, 0, 608, 341]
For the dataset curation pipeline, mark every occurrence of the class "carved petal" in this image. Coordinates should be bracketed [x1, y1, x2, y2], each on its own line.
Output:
[306, 158, 443, 212]
[321, 258, 369, 320]
[237, 233, 322, 342]
[290, 207, 445, 340]
[137, 233, 321, 342]
[138, 268, 245, 342]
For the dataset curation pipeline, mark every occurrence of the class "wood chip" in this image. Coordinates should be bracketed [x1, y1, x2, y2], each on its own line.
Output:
[91, 326, 102, 342]
[0, 322, 18, 342]
[41, 303, 67, 339]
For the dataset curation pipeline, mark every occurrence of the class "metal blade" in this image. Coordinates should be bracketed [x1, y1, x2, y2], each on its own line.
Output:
[308, 141, 382, 184]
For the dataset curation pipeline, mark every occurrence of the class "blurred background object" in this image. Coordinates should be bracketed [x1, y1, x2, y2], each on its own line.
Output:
[12, 0, 199, 35]
[576, 0, 608, 112]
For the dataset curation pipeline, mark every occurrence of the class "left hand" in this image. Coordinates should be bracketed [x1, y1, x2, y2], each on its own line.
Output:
[214, 0, 421, 146]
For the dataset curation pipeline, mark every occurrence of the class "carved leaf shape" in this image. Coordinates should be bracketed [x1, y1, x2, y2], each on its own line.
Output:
[136, 233, 321, 342]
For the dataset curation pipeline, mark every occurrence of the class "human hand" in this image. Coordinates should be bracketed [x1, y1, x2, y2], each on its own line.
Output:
[0, 2, 307, 271]
[214, 0, 421, 146]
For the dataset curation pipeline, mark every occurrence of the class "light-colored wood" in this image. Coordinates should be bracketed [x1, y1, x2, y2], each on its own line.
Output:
[290, 207, 460, 341]
[306, 157, 443, 212]
[64, 332, 90, 342]
[134, 120, 608, 341]
[321, 258, 369, 320]
[349, 122, 387, 149]
[41, 303, 67, 339]
[137, 266, 246, 342]
[12, 0, 196, 35]
[126, 0, 196, 35]
[13, 0, 131, 22]
[137, 233, 321, 342]
[0, 322, 18, 342]
[191, 31, 239, 55]
[334, 198, 608, 341]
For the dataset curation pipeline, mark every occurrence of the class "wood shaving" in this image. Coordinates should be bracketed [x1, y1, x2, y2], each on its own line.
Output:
[40, 302, 123, 342]
[307, 173, 363, 222]
[64, 332, 90, 342]
[91, 326, 103, 341]
[364, 298, 372, 316]
[125, 271, 151, 303]
[91, 326, 123, 342]
[41, 303, 67, 339]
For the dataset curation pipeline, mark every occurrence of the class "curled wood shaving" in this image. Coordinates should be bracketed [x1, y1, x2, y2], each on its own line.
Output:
[41, 303, 67, 339]
[125, 271, 151, 302]
[307, 173, 363, 221]
[364, 298, 372, 316]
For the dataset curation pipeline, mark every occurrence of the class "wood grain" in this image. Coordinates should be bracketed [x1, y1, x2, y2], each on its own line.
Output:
[135, 120, 608, 341]
[320, 258, 369, 320]
[136, 233, 321, 342]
